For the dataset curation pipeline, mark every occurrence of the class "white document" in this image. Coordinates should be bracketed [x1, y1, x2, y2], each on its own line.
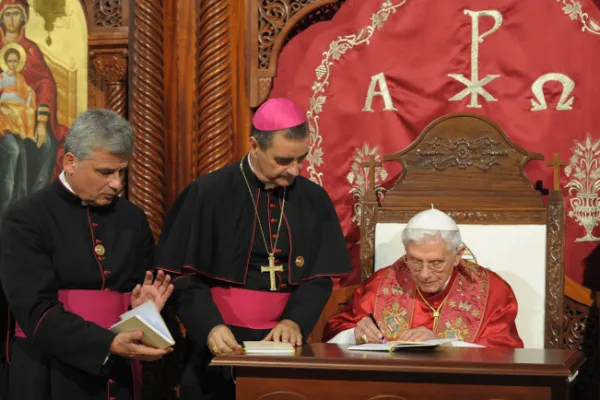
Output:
[110, 300, 175, 349]
[347, 338, 458, 351]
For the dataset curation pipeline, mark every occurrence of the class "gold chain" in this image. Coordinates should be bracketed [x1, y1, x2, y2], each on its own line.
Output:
[416, 287, 451, 331]
[239, 158, 286, 257]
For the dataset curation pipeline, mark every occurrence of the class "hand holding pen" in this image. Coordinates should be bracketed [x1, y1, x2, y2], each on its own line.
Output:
[354, 313, 386, 344]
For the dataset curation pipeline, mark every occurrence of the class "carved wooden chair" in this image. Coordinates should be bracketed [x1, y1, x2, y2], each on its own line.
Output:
[359, 112, 563, 348]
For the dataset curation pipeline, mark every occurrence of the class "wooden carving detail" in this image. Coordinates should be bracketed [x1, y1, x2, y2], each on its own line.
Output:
[360, 201, 377, 279]
[258, 77, 273, 103]
[258, 0, 318, 70]
[91, 0, 123, 27]
[545, 191, 565, 348]
[286, 0, 347, 43]
[411, 136, 509, 172]
[194, 0, 234, 176]
[563, 296, 600, 400]
[563, 297, 589, 350]
[129, 0, 165, 240]
[91, 50, 128, 117]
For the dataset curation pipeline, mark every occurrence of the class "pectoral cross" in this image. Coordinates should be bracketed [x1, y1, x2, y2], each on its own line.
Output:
[547, 153, 568, 191]
[261, 255, 283, 291]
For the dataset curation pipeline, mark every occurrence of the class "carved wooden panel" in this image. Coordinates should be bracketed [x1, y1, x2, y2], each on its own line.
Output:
[545, 191, 565, 348]
[285, 0, 347, 44]
[564, 296, 600, 399]
[258, 0, 319, 70]
[248, 0, 341, 106]
[382, 113, 545, 211]
[193, 0, 234, 176]
[129, 0, 166, 241]
[90, 49, 128, 117]
[90, 0, 123, 27]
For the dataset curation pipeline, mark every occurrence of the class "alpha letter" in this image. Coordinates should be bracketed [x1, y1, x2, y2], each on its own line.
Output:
[362, 72, 398, 112]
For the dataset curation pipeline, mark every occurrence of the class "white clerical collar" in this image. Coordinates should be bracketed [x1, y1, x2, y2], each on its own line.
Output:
[59, 171, 87, 206]
[247, 154, 276, 190]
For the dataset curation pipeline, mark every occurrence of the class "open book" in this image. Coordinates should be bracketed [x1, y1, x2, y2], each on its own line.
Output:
[243, 341, 295, 355]
[347, 338, 462, 351]
[109, 300, 175, 349]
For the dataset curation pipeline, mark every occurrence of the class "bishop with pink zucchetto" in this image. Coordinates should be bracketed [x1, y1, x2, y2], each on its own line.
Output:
[155, 97, 352, 399]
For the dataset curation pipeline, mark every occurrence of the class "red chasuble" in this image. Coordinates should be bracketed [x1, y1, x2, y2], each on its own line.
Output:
[324, 259, 523, 348]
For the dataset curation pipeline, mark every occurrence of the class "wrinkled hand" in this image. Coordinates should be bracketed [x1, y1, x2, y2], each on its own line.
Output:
[397, 326, 437, 342]
[264, 319, 302, 346]
[131, 270, 174, 312]
[207, 324, 242, 356]
[110, 330, 172, 361]
[35, 121, 48, 148]
[354, 316, 384, 344]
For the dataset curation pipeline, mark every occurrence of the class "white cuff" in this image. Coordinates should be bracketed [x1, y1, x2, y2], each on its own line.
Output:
[326, 328, 355, 344]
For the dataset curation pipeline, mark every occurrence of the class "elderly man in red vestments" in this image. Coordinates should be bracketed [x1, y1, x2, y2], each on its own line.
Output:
[324, 208, 523, 348]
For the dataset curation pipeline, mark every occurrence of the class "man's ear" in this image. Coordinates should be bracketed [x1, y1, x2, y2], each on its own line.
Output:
[62, 152, 78, 175]
[454, 245, 466, 266]
[249, 136, 260, 155]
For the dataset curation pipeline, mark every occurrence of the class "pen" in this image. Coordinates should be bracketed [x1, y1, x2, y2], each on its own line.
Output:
[368, 313, 386, 342]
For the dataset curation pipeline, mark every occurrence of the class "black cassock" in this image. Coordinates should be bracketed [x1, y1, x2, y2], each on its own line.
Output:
[156, 156, 352, 400]
[0, 179, 154, 400]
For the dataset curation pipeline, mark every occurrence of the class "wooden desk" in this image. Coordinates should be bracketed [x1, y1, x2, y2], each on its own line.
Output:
[212, 343, 584, 400]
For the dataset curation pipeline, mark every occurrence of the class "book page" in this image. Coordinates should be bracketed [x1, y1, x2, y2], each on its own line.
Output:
[119, 300, 173, 342]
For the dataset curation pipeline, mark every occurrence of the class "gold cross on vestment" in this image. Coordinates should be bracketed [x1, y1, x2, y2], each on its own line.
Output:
[261, 255, 283, 291]
[547, 152, 568, 191]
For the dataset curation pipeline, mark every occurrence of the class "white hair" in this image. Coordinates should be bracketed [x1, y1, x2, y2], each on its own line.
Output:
[401, 228, 462, 253]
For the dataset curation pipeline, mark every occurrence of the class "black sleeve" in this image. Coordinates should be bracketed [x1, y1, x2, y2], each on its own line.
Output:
[156, 183, 225, 348]
[281, 277, 333, 338]
[170, 275, 224, 350]
[0, 207, 115, 377]
[137, 212, 156, 274]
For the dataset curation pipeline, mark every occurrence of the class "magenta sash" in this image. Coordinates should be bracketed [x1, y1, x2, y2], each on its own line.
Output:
[211, 287, 290, 329]
[13, 289, 140, 400]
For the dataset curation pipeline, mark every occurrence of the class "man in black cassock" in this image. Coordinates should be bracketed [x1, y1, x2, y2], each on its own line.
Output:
[0, 109, 174, 400]
[156, 97, 353, 400]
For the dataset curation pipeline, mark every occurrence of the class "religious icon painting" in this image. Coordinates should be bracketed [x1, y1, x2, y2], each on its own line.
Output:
[0, 0, 86, 216]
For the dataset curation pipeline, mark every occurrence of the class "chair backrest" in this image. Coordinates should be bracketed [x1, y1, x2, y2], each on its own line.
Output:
[360, 113, 566, 348]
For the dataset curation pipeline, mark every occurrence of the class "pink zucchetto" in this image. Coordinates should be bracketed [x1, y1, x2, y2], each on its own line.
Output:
[252, 97, 307, 131]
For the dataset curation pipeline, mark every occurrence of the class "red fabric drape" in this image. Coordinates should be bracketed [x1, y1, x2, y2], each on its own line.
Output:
[271, 0, 600, 286]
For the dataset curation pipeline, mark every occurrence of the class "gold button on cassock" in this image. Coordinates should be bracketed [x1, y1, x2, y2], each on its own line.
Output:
[95, 244, 105, 257]
[295, 256, 304, 268]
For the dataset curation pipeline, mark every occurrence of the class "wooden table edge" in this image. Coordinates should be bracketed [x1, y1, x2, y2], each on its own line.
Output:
[211, 353, 584, 378]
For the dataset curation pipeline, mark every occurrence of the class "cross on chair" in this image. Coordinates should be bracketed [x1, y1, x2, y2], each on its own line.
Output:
[361, 155, 383, 192]
[546, 153, 568, 191]
[261, 255, 283, 291]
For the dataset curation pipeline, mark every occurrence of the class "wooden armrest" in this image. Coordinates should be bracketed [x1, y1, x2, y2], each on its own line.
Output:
[565, 276, 594, 307]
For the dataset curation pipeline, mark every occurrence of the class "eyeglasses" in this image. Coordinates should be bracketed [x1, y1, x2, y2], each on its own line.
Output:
[404, 257, 449, 273]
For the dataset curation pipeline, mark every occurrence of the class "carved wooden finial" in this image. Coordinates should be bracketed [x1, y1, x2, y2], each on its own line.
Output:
[547, 153, 568, 191]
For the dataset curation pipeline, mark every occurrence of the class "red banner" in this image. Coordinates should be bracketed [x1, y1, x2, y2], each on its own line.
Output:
[270, 0, 600, 286]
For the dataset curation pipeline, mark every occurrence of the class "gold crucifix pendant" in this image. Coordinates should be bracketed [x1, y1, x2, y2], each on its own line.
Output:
[261, 255, 284, 291]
